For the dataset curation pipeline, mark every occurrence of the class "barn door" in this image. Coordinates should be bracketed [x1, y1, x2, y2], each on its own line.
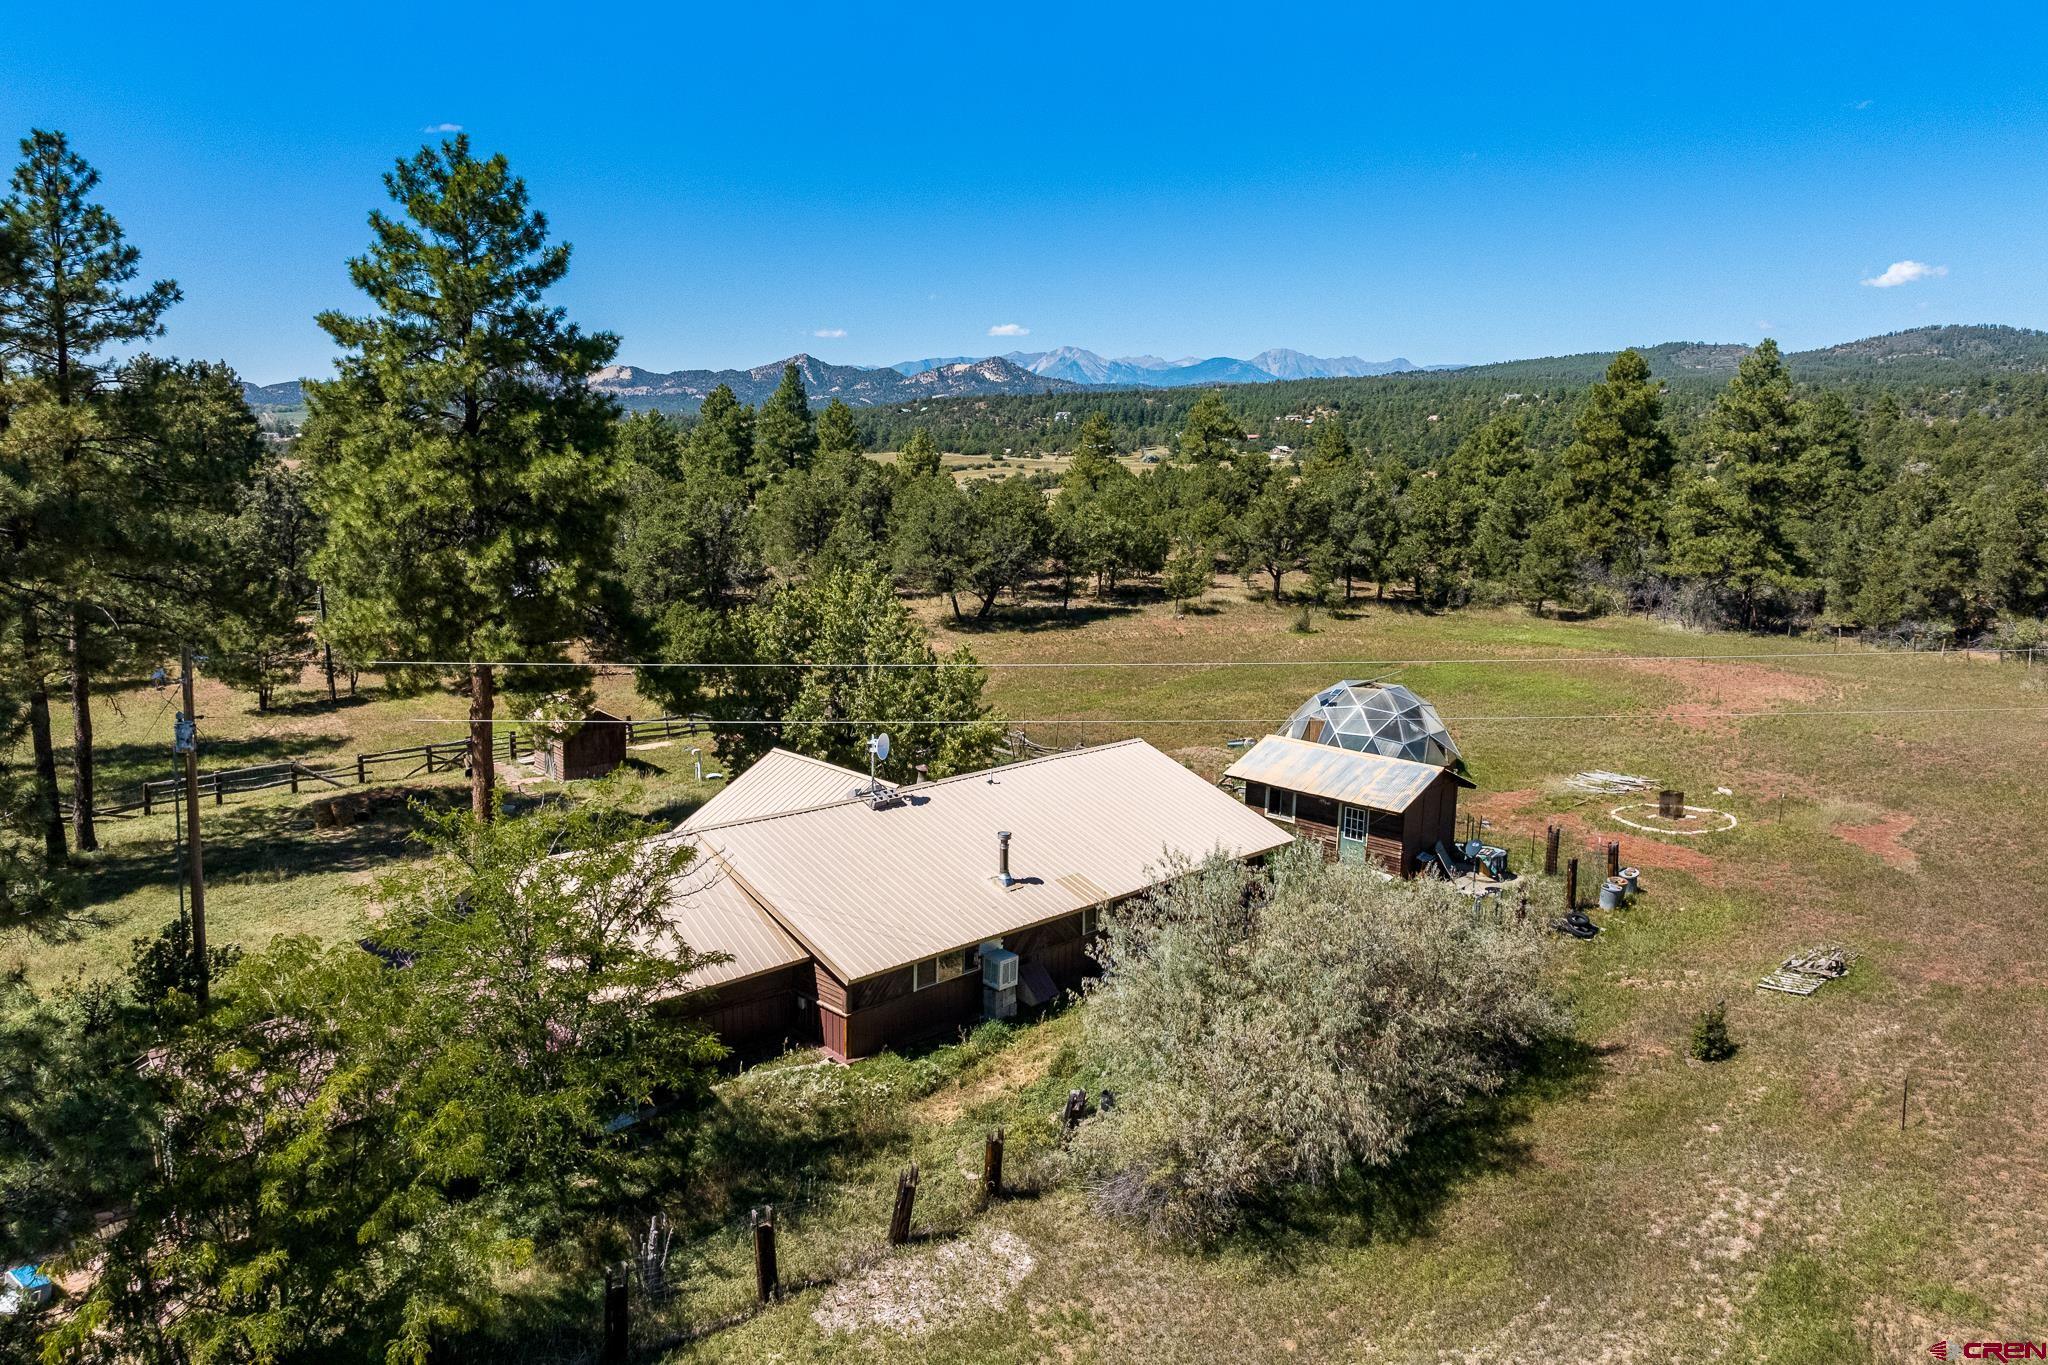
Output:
[1338, 806, 1369, 864]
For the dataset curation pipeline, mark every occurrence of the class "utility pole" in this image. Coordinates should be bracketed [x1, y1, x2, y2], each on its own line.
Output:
[177, 645, 209, 1009]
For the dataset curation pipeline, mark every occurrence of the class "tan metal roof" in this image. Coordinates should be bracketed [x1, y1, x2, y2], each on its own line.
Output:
[682, 748, 869, 830]
[654, 841, 811, 990]
[688, 739, 1292, 983]
[1224, 734, 1464, 812]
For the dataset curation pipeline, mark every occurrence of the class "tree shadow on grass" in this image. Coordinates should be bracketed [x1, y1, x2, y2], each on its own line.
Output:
[69, 788, 463, 909]
[1225, 1036, 1608, 1262]
[945, 600, 1142, 635]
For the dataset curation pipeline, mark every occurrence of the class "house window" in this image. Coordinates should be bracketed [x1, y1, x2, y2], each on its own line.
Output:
[1339, 806, 1369, 843]
[913, 946, 977, 991]
[1081, 905, 1103, 935]
[1264, 787, 1296, 822]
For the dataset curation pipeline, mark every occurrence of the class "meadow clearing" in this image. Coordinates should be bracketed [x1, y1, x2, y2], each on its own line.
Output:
[15, 580, 2047, 1362]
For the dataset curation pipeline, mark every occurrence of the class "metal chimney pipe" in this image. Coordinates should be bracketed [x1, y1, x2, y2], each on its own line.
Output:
[997, 831, 1013, 885]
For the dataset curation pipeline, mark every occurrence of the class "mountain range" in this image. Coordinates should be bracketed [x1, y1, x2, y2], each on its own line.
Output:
[239, 325, 2048, 416]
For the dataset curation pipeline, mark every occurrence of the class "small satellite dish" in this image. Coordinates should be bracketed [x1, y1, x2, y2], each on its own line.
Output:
[867, 733, 890, 762]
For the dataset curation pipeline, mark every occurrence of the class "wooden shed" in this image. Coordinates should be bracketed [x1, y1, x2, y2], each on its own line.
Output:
[537, 708, 628, 781]
[1225, 734, 1472, 876]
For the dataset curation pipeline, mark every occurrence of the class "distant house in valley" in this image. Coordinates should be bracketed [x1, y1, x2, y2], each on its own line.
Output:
[656, 741, 1291, 1061]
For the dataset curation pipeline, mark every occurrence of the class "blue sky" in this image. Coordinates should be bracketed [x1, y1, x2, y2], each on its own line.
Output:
[4, 2, 2046, 381]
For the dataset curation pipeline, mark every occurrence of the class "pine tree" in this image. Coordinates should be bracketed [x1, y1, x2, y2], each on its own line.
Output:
[1666, 340, 1811, 627]
[815, 397, 862, 457]
[0, 130, 186, 855]
[207, 465, 318, 711]
[1176, 390, 1240, 464]
[687, 384, 753, 480]
[1064, 412, 1121, 492]
[751, 362, 816, 485]
[1553, 349, 1675, 581]
[897, 427, 942, 480]
[304, 135, 622, 822]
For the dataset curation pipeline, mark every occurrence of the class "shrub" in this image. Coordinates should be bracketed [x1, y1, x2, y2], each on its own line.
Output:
[1077, 844, 1565, 1245]
[1689, 1000, 1737, 1062]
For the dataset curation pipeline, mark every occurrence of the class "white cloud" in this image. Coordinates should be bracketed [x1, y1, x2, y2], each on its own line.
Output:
[1850, 98, 1873, 110]
[812, 327, 847, 339]
[1755, 320, 1774, 332]
[423, 122, 464, 133]
[1861, 260, 1948, 289]
[987, 323, 1030, 337]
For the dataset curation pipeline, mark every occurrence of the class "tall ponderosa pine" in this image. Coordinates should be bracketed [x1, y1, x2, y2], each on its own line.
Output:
[750, 362, 816, 485]
[1553, 349, 1674, 581]
[687, 384, 753, 480]
[304, 136, 622, 821]
[0, 130, 182, 856]
[897, 427, 941, 480]
[1667, 340, 1811, 626]
[1176, 390, 1240, 464]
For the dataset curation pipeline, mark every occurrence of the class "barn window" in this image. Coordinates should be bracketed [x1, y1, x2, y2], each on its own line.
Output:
[1339, 806, 1369, 843]
[1264, 787, 1296, 822]
[1082, 905, 1103, 935]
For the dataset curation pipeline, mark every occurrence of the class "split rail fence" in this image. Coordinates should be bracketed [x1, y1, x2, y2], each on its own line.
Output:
[61, 714, 708, 822]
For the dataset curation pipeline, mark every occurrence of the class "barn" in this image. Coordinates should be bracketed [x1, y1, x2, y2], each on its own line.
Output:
[1224, 734, 1471, 877]
[536, 708, 629, 781]
[654, 740, 1292, 1062]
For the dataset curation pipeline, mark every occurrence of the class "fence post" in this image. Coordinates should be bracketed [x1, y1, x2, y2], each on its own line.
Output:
[602, 1263, 628, 1363]
[982, 1127, 1005, 1206]
[289, 764, 300, 795]
[752, 1207, 778, 1303]
[357, 755, 367, 785]
[888, 1164, 919, 1245]
[214, 775, 224, 806]
[1565, 857, 1579, 911]
[142, 783, 152, 818]
[1543, 825, 1560, 875]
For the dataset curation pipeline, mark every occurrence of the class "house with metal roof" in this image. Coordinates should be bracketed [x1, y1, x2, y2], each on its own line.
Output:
[657, 739, 1292, 1061]
[1224, 734, 1471, 876]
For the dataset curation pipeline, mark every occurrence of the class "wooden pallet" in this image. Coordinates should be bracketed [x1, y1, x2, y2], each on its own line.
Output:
[1756, 969, 1827, 996]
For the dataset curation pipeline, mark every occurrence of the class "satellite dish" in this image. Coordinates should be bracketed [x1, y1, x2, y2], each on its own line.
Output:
[868, 733, 891, 762]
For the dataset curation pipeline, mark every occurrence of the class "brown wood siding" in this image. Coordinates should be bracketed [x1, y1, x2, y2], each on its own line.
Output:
[676, 964, 811, 1060]
[813, 963, 849, 1014]
[1248, 777, 1446, 877]
[837, 972, 983, 1061]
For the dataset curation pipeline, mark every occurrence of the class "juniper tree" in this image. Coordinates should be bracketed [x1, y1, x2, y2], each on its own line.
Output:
[304, 135, 622, 821]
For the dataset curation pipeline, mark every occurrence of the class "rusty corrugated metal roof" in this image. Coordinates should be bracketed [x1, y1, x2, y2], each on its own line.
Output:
[687, 740, 1292, 983]
[1223, 734, 1456, 812]
[682, 748, 869, 830]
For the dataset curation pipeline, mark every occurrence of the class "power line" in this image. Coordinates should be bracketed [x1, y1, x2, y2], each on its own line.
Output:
[370, 648, 1995, 671]
[405, 704, 2048, 727]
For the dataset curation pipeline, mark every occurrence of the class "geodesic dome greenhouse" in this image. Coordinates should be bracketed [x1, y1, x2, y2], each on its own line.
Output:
[1281, 681, 1461, 767]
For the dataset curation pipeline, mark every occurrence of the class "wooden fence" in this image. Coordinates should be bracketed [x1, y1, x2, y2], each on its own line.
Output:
[63, 715, 707, 821]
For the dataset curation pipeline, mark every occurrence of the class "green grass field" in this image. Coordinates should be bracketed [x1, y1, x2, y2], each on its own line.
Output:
[13, 579, 2047, 1361]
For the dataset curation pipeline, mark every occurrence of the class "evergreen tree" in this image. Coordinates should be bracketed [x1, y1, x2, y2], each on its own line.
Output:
[897, 427, 942, 480]
[1161, 538, 1214, 616]
[207, 464, 318, 711]
[1393, 474, 1467, 606]
[962, 475, 1050, 616]
[751, 362, 816, 484]
[304, 135, 622, 822]
[815, 397, 862, 457]
[1233, 476, 1328, 603]
[1553, 349, 1675, 580]
[1176, 389, 1240, 463]
[1304, 412, 1353, 471]
[1064, 411, 1122, 492]
[1515, 511, 1580, 615]
[890, 474, 973, 616]
[1667, 340, 1811, 626]
[0, 129, 181, 855]
[687, 384, 753, 480]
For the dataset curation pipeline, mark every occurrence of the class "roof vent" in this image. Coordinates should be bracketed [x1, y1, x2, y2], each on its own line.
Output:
[996, 830, 1014, 886]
